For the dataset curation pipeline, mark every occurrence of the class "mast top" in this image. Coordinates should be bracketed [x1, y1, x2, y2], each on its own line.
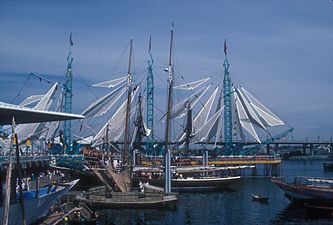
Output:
[223, 39, 230, 71]
[168, 23, 174, 67]
[127, 39, 133, 87]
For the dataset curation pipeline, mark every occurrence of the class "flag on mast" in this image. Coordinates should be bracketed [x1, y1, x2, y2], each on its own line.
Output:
[224, 39, 227, 56]
[148, 35, 152, 53]
[70, 32, 73, 46]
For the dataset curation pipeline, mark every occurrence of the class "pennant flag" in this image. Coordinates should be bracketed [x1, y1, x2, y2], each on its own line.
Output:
[224, 40, 227, 56]
[70, 32, 73, 46]
[148, 35, 152, 53]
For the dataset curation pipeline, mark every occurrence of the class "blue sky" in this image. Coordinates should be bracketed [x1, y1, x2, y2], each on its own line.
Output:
[0, 0, 333, 141]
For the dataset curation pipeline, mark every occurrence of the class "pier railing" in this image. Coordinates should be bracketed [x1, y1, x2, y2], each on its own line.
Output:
[0, 155, 50, 165]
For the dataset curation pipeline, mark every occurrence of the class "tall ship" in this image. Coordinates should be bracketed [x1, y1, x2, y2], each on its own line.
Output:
[271, 177, 333, 206]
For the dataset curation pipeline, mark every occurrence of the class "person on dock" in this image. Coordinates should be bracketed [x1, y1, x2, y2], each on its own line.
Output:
[139, 181, 145, 197]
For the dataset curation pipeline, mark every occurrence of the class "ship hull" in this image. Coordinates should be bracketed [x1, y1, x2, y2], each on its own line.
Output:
[138, 176, 240, 192]
[271, 178, 333, 205]
[0, 179, 79, 225]
[323, 162, 333, 171]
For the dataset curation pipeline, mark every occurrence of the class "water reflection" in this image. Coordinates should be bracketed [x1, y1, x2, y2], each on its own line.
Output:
[96, 160, 333, 225]
[271, 203, 333, 225]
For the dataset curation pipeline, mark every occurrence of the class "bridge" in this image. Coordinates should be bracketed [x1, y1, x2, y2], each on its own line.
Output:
[198, 140, 333, 155]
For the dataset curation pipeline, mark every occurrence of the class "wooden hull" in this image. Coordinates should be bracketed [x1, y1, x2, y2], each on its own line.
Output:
[88, 192, 178, 209]
[271, 178, 333, 205]
[323, 162, 333, 171]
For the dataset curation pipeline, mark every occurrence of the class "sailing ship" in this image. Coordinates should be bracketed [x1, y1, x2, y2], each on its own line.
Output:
[85, 34, 178, 208]
[271, 177, 333, 206]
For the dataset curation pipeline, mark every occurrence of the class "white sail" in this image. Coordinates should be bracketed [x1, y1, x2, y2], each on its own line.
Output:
[41, 91, 64, 141]
[92, 76, 127, 88]
[241, 87, 284, 126]
[82, 86, 126, 118]
[174, 77, 211, 90]
[16, 83, 58, 142]
[234, 90, 261, 143]
[208, 105, 224, 143]
[191, 108, 223, 143]
[233, 101, 245, 141]
[193, 87, 218, 132]
[170, 85, 210, 119]
[19, 95, 44, 107]
[212, 92, 224, 146]
[236, 88, 266, 130]
[92, 86, 139, 146]
[75, 134, 94, 144]
[176, 87, 218, 143]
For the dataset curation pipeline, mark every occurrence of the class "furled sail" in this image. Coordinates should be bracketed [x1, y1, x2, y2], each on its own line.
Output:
[92, 76, 127, 88]
[82, 85, 126, 118]
[19, 95, 44, 107]
[170, 85, 210, 119]
[234, 89, 261, 143]
[177, 87, 218, 143]
[240, 87, 284, 126]
[92, 86, 139, 146]
[16, 83, 58, 142]
[174, 77, 211, 90]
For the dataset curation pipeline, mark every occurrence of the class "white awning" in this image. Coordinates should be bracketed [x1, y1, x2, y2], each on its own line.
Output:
[0, 102, 84, 125]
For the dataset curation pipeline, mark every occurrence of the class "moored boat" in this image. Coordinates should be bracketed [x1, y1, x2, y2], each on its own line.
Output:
[251, 194, 269, 203]
[0, 179, 79, 225]
[87, 186, 178, 209]
[271, 177, 333, 205]
[323, 162, 333, 171]
[171, 176, 240, 192]
[134, 166, 240, 192]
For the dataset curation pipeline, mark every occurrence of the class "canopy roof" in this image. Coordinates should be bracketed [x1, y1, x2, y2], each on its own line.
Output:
[0, 102, 84, 125]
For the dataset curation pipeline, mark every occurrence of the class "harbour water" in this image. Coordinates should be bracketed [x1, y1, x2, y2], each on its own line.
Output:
[97, 159, 333, 225]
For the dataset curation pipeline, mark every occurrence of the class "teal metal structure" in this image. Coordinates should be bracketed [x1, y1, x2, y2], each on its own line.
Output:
[223, 40, 233, 155]
[242, 128, 294, 155]
[62, 45, 73, 154]
[146, 36, 154, 155]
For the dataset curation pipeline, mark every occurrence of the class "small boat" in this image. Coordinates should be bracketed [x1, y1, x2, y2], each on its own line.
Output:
[271, 177, 333, 205]
[323, 162, 333, 171]
[251, 194, 269, 203]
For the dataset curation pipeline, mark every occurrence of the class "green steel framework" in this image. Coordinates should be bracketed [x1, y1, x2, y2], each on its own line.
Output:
[146, 39, 154, 155]
[223, 56, 232, 155]
[62, 50, 73, 154]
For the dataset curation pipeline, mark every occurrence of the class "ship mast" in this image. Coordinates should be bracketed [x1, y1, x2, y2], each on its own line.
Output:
[184, 102, 192, 151]
[164, 24, 174, 194]
[123, 39, 133, 166]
